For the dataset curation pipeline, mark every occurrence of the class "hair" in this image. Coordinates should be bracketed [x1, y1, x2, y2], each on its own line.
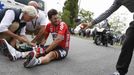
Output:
[47, 9, 58, 19]
[22, 6, 37, 17]
[28, 1, 40, 9]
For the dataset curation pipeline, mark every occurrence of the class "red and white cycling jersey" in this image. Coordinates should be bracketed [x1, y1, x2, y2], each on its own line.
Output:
[45, 21, 70, 50]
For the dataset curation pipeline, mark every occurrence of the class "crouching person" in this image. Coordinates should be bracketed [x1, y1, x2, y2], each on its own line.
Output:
[0, 6, 38, 61]
[24, 9, 70, 68]
[0, 6, 37, 47]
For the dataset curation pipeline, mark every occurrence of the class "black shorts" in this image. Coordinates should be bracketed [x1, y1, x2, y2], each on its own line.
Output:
[43, 45, 68, 60]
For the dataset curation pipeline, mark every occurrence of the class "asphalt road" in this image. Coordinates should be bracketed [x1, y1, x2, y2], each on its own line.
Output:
[0, 35, 134, 75]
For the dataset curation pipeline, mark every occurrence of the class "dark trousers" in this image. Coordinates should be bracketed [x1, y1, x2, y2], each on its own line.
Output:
[116, 21, 134, 75]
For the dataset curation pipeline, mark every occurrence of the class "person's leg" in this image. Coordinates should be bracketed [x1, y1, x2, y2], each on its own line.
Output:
[115, 27, 134, 75]
[39, 51, 59, 64]
[8, 22, 23, 48]
[8, 38, 17, 48]
[24, 46, 68, 68]
[0, 39, 30, 61]
[0, 22, 19, 39]
[0, 22, 19, 47]
[23, 50, 58, 68]
[38, 46, 68, 64]
[8, 22, 19, 32]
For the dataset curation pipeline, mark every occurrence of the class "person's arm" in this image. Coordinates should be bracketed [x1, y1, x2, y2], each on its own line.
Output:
[2, 30, 20, 39]
[32, 11, 47, 44]
[31, 25, 48, 44]
[45, 34, 63, 53]
[39, 37, 46, 45]
[0, 10, 24, 41]
[90, 0, 121, 27]
[0, 10, 15, 33]
[20, 35, 36, 46]
[2, 30, 32, 45]
[34, 11, 47, 42]
[19, 26, 36, 46]
[32, 25, 46, 42]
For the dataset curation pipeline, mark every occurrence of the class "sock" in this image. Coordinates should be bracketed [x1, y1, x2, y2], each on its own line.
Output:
[37, 58, 42, 65]
[14, 50, 22, 59]
[21, 52, 26, 58]
[31, 58, 41, 66]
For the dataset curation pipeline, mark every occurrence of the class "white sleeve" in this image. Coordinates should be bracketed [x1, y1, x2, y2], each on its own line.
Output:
[40, 12, 47, 26]
[0, 10, 15, 32]
[20, 26, 26, 35]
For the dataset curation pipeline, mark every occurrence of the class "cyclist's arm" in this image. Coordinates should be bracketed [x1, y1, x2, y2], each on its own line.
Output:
[45, 34, 63, 53]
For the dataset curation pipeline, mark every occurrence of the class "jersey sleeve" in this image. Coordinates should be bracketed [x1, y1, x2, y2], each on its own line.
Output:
[58, 22, 67, 36]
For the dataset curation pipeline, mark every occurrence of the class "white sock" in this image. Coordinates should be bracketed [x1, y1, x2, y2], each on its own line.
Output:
[30, 57, 41, 66]
[14, 50, 22, 59]
[21, 52, 26, 58]
[38, 58, 42, 65]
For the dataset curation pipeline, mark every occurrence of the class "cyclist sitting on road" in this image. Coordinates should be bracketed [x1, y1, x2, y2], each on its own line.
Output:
[23, 9, 70, 68]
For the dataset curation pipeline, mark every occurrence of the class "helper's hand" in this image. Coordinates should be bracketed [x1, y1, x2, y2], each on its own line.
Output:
[27, 42, 36, 47]
[16, 36, 28, 43]
[80, 22, 93, 30]
[31, 39, 36, 43]
[88, 22, 93, 28]
[16, 36, 36, 47]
